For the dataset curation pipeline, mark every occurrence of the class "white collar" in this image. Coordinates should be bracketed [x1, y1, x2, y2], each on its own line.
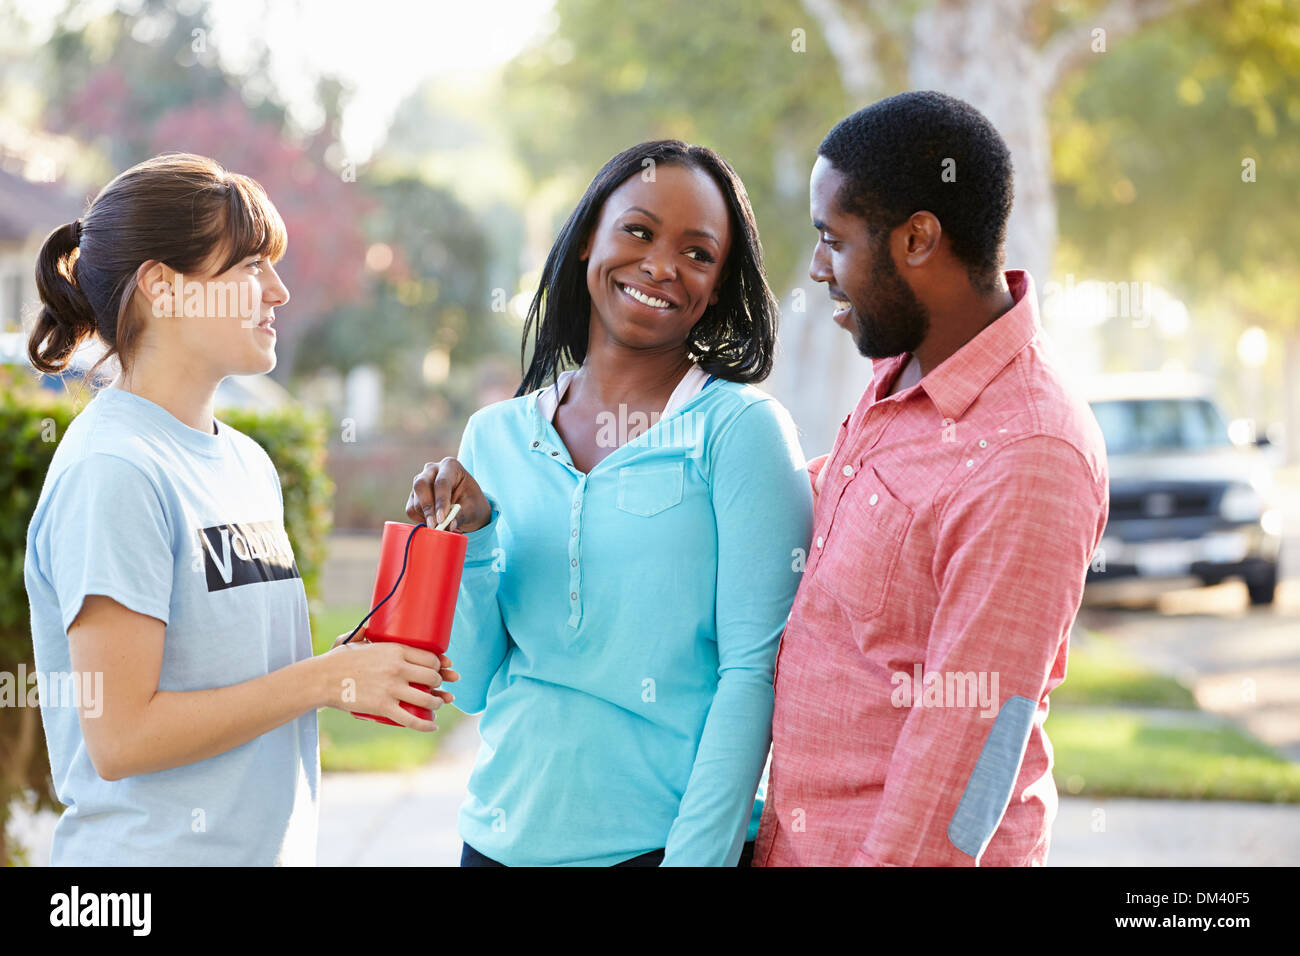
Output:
[536, 365, 712, 423]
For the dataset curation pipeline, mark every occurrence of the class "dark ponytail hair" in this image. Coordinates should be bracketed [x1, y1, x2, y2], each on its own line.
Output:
[515, 140, 779, 397]
[30, 220, 97, 375]
[28, 152, 287, 378]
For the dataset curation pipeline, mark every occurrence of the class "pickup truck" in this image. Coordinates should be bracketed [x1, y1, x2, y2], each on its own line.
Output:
[1086, 373, 1282, 605]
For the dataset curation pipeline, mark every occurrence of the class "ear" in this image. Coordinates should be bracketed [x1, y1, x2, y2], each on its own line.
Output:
[902, 211, 941, 267]
[135, 260, 175, 317]
[578, 230, 592, 262]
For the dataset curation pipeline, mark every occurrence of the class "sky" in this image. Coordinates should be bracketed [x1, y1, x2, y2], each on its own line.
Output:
[12, 0, 557, 158]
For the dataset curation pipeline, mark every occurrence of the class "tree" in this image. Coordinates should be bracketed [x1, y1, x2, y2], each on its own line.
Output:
[31, 0, 373, 380]
[142, 94, 374, 377]
[501, 0, 1299, 459]
[1051, 0, 1300, 453]
[774, 0, 1222, 452]
[502, 0, 848, 283]
[293, 176, 499, 411]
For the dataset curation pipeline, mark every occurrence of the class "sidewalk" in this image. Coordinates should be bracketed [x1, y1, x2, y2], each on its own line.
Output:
[321, 717, 1300, 866]
[12, 714, 1300, 865]
[316, 710, 480, 866]
[1049, 796, 1300, 866]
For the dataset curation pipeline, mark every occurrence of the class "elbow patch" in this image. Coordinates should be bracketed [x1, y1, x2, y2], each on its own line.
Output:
[947, 695, 1037, 860]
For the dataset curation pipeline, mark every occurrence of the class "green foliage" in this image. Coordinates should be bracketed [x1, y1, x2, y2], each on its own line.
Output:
[292, 175, 505, 383]
[0, 383, 76, 864]
[0, 381, 333, 863]
[219, 404, 335, 601]
[1048, 708, 1300, 802]
[40, 0, 287, 171]
[1051, 631, 1198, 709]
[1051, 0, 1300, 325]
[27, 1, 396, 383]
[0, 387, 75, 646]
[1050, 630, 1298, 801]
[502, 0, 855, 288]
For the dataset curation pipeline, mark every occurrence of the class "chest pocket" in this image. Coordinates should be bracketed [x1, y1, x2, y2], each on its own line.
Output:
[814, 464, 914, 622]
[616, 461, 685, 517]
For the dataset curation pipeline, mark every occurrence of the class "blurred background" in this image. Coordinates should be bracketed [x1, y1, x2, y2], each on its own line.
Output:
[2, 0, 1298, 866]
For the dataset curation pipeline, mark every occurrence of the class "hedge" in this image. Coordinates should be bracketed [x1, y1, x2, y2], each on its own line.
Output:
[0, 375, 333, 864]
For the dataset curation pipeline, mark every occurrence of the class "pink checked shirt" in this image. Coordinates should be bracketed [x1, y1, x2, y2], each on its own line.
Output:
[755, 271, 1109, 867]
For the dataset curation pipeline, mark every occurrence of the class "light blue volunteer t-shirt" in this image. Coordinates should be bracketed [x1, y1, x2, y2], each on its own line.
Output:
[24, 386, 319, 866]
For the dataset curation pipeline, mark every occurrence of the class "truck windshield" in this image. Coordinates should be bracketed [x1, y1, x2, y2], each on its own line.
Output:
[1090, 398, 1233, 454]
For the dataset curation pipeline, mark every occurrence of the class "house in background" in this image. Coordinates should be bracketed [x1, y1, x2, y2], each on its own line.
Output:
[0, 162, 83, 334]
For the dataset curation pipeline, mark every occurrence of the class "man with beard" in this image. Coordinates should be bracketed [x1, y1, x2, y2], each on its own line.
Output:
[753, 91, 1109, 866]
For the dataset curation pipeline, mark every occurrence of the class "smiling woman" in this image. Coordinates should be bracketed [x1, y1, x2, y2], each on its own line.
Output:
[517, 140, 777, 397]
[576, 163, 732, 376]
[405, 139, 815, 867]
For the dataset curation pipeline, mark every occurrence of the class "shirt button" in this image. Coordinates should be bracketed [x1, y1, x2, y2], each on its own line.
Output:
[967, 459, 974, 467]
[573, 500, 580, 510]
[869, 493, 879, 505]
[550, 451, 559, 457]
[531, 440, 539, 447]
[571, 559, 578, 567]
[979, 439, 988, 448]
[842, 465, 854, 477]
[816, 536, 824, 548]
[570, 592, 577, 600]
[572, 529, 578, 537]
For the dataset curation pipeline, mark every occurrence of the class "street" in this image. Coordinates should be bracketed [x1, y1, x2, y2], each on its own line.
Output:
[1080, 469, 1300, 760]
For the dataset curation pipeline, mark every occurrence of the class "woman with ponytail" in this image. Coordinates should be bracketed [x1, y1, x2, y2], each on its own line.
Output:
[23, 153, 455, 865]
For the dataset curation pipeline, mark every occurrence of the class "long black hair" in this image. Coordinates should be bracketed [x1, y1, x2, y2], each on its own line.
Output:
[515, 140, 778, 397]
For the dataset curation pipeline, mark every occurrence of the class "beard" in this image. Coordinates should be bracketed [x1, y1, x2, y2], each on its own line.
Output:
[850, 241, 929, 359]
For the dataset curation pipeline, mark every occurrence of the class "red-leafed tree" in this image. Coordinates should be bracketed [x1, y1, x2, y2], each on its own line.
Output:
[36, 0, 371, 379]
[147, 94, 374, 376]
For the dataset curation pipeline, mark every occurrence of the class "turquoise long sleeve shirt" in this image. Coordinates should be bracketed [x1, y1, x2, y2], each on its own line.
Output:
[448, 377, 813, 866]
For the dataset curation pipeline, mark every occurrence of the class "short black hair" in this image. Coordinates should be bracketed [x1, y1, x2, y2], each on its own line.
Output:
[516, 140, 779, 397]
[818, 91, 1013, 293]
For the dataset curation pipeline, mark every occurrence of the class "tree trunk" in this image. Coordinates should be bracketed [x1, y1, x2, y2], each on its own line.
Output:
[764, 262, 878, 458]
[909, 0, 1111, 386]
[908, 0, 1055, 289]
[765, 0, 1196, 453]
[767, 0, 1061, 456]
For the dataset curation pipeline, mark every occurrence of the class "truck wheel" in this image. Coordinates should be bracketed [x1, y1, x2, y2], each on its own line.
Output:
[1246, 564, 1278, 606]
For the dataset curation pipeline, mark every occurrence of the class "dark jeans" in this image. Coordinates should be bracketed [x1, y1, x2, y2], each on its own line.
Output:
[461, 840, 756, 867]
